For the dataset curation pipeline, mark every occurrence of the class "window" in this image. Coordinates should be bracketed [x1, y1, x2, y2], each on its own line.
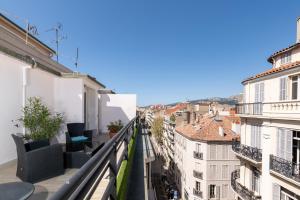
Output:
[291, 76, 298, 100]
[251, 125, 261, 149]
[196, 143, 201, 152]
[251, 168, 260, 194]
[210, 145, 217, 160]
[222, 165, 229, 179]
[277, 128, 293, 161]
[209, 185, 220, 198]
[195, 162, 201, 172]
[281, 52, 292, 64]
[280, 78, 287, 101]
[222, 145, 228, 159]
[222, 184, 228, 198]
[195, 181, 201, 191]
[292, 131, 300, 168]
[209, 165, 217, 179]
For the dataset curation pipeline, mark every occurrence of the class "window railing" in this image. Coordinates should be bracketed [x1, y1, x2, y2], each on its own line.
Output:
[49, 116, 139, 200]
[193, 151, 203, 160]
[231, 169, 261, 200]
[193, 170, 203, 179]
[232, 140, 262, 163]
[193, 189, 202, 198]
[236, 103, 263, 115]
[270, 155, 300, 183]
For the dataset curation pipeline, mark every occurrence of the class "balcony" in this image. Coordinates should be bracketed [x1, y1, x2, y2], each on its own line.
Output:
[231, 170, 261, 200]
[193, 151, 203, 160]
[193, 189, 202, 198]
[193, 170, 203, 179]
[232, 140, 262, 164]
[270, 155, 300, 184]
[237, 101, 300, 120]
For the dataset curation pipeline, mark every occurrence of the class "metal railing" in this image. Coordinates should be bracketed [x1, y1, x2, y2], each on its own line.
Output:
[231, 170, 261, 200]
[232, 140, 262, 162]
[49, 116, 139, 200]
[236, 103, 263, 115]
[193, 189, 202, 198]
[270, 155, 300, 183]
[193, 170, 203, 179]
[193, 151, 203, 160]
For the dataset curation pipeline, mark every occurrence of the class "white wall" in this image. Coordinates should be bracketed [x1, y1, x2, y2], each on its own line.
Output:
[0, 53, 29, 164]
[99, 94, 136, 133]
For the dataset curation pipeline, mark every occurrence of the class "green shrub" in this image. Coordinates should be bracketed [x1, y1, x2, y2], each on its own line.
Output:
[19, 97, 63, 141]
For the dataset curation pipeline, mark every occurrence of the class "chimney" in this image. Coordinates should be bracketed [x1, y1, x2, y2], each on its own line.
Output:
[183, 111, 190, 124]
[297, 17, 300, 43]
[219, 126, 224, 137]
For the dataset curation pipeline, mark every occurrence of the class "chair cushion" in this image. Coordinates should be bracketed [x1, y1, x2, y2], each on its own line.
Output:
[71, 136, 88, 142]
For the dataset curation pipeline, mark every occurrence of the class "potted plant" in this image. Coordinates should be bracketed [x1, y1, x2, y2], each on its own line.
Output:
[18, 97, 63, 150]
[107, 120, 123, 138]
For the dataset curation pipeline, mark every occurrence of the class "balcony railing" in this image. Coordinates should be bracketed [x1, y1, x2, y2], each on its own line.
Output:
[193, 151, 203, 160]
[193, 189, 202, 198]
[231, 170, 261, 200]
[193, 170, 203, 179]
[236, 103, 263, 115]
[49, 117, 139, 200]
[270, 155, 300, 183]
[232, 140, 262, 163]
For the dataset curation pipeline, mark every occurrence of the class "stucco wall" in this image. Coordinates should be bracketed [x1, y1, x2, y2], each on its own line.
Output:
[99, 94, 136, 133]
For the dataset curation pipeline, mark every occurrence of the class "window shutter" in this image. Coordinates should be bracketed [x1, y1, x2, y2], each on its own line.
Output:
[257, 126, 261, 149]
[285, 130, 293, 161]
[272, 183, 280, 200]
[255, 84, 259, 102]
[279, 78, 287, 100]
[251, 125, 255, 147]
[216, 186, 220, 199]
[277, 128, 285, 158]
[260, 82, 264, 102]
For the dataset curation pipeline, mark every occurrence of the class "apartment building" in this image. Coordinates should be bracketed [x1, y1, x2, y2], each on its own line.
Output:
[234, 19, 300, 200]
[174, 112, 240, 200]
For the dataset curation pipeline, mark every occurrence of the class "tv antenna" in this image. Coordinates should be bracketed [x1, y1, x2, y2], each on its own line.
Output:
[75, 47, 79, 69]
[46, 22, 67, 62]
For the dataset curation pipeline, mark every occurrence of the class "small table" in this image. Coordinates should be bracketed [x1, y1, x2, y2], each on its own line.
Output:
[0, 182, 34, 200]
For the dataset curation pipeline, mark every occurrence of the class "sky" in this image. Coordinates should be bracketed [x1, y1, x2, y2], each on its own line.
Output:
[1, 0, 300, 106]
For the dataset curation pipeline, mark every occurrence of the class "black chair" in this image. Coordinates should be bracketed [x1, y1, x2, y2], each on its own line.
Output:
[66, 123, 93, 152]
[11, 134, 64, 183]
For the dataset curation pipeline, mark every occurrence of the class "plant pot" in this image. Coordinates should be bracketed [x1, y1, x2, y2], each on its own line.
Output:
[109, 131, 118, 139]
[26, 139, 50, 151]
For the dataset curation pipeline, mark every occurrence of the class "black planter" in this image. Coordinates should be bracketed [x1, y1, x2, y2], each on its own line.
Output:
[25, 139, 50, 151]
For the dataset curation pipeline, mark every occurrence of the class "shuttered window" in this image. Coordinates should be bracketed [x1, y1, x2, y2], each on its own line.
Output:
[222, 165, 229, 179]
[222, 184, 228, 198]
[272, 183, 280, 200]
[251, 125, 261, 149]
[291, 76, 298, 100]
[279, 78, 287, 101]
[210, 145, 217, 160]
[277, 128, 293, 161]
[222, 145, 228, 159]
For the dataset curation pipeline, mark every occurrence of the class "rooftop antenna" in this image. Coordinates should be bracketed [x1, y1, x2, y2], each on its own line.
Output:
[46, 22, 67, 62]
[75, 47, 79, 69]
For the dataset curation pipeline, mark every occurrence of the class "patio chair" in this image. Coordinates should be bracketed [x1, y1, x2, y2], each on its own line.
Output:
[11, 134, 64, 183]
[66, 123, 93, 152]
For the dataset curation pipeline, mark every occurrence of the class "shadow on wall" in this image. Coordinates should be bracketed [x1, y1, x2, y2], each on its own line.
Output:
[99, 94, 131, 134]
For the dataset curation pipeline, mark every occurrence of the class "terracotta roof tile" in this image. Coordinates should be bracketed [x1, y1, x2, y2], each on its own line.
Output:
[175, 114, 239, 142]
[165, 103, 187, 115]
[242, 61, 300, 84]
[267, 43, 300, 63]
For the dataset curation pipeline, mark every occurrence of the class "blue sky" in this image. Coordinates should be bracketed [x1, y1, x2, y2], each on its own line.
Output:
[1, 1, 300, 106]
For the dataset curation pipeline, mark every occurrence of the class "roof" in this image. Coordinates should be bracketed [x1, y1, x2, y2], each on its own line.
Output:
[175, 114, 239, 142]
[242, 61, 300, 84]
[61, 73, 106, 88]
[0, 13, 56, 55]
[165, 103, 187, 115]
[267, 43, 300, 63]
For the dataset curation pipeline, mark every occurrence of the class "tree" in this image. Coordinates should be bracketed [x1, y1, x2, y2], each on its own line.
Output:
[151, 117, 164, 145]
[170, 114, 176, 122]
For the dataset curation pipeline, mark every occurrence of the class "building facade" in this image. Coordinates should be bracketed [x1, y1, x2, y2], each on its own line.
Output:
[234, 18, 300, 200]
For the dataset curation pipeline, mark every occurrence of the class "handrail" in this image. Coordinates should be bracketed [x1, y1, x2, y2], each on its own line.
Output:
[232, 140, 262, 162]
[49, 116, 138, 200]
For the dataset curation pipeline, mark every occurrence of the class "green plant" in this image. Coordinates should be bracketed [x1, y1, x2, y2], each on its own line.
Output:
[107, 120, 124, 133]
[151, 117, 164, 145]
[170, 114, 176, 122]
[19, 97, 63, 141]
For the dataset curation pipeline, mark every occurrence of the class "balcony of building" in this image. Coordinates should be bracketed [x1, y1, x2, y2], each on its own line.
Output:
[193, 188, 203, 198]
[270, 155, 300, 187]
[231, 170, 261, 200]
[193, 151, 203, 160]
[232, 140, 262, 165]
[236, 101, 300, 120]
[0, 118, 158, 200]
[193, 170, 203, 180]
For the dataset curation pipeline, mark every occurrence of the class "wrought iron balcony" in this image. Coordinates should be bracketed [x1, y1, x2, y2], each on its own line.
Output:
[193, 189, 202, 198]
[231, 170, 261, 200]
[236, 103, 263, 115]
[232, 140, 262, 163]
[193, 170, 203, 179]
[270, 155, 300, 183]
[193, 151, 203, 160]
